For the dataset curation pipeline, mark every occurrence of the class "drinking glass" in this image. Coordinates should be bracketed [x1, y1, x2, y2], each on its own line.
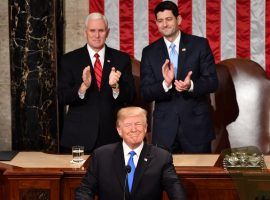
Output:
[72, 146, 84, 163]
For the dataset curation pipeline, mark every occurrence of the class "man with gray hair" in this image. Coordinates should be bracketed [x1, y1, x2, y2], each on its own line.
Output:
[58, 12, 136, 152]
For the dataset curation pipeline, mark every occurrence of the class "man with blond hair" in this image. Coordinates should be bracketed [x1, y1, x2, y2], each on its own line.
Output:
[76, 106, 186, 200]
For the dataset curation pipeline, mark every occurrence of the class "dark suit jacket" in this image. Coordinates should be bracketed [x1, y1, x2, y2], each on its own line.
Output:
[58, 45, 136, 151]
[140, 32, 218, 149]
[75, 142, 186, 200]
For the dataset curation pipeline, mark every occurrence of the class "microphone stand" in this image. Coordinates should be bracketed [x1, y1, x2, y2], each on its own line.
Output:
[123, 165, 131, 200]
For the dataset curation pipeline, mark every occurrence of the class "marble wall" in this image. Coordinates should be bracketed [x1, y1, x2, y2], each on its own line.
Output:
[0, 1, 11, 151]
[9, 0, 58, 151]
[0, 0, 88, 151]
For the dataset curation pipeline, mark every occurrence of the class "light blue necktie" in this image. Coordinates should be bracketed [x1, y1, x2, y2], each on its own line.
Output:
[169, 43, 178, 77]
[127, 151, 136, 192]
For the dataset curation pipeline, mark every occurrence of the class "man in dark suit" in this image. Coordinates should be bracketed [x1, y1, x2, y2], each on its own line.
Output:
[75, 106, 186, 200]
[140, 1, 218, 153]
[58, 12, 135, 152]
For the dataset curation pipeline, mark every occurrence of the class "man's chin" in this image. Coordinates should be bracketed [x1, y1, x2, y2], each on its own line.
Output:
[91, 42, 104, 48]
[163, 32, 174, 37]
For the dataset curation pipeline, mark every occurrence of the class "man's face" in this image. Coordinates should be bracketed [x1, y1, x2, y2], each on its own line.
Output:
[117, 115, 147, 149]
[156, 10, 181, 40]
[84, 18, 109, 52]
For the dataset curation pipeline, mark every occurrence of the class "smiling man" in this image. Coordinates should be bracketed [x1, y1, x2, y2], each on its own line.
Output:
[58, 12, 136, 153]
[75, 106, 186, 200]
[140, 1, 218, 153]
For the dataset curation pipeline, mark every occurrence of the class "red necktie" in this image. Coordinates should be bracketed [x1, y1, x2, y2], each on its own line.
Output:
[94, 53, 102, 90]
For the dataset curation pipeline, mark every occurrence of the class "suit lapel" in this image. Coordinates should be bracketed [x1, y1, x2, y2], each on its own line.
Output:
[113, 143, 126, 190]
[177, 32, 188, 80]
[158, 38, 170, 65]
[82, 45, 101, 91]
[131, 143, 152, 193]
[82, 45, 95, 74]
[100, 46, 112, 91]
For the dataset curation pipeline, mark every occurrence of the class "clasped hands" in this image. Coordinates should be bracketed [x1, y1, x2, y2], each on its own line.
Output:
[162, 59, 192, 92]
[79, 66, 121, 93]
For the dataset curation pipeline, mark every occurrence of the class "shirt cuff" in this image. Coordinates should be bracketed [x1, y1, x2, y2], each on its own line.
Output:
[112, 89, 119, 99]
[188, 80, 194, 92]
[162, 80, 172, 92]
[78, 90, 85, 99]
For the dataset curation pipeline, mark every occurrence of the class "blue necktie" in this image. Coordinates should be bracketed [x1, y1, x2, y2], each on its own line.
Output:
[127, 151, 136, 192]
[169, 43, 178, 77]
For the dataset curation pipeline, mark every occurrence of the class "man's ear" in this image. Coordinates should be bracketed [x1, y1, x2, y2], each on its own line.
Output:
[177, 15, 182, 26]
[116, 126, 122, 137]
[83, 28, 87, 38]
[144, 124, 148, 134]
[106, 28, 110, 38]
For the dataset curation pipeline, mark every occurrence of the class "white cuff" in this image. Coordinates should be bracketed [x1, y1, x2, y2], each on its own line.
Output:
[188, 80, 194, 92]
[78, 90, 85, 99]
[162, 80, 172, 92]
[112, 89, 119, 99]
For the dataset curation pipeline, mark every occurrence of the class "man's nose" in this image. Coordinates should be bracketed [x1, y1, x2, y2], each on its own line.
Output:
[94, 31, 100, 38]
[162, 20, 167, 27]
[131, 124, 137, 132]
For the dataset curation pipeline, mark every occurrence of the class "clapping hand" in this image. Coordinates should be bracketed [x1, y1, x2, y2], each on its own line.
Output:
[82, 66, 91, 87]
[79, 66, 91, 93]
[174, 71, 192, 92]
[162, 59, 174, 87]
[109, 67, 121, 88]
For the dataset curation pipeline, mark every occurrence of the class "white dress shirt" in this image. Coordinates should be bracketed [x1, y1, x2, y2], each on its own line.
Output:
[162, 31, 193, 92]
[122, 141, 144, 168]
[78, 44, 119, 99]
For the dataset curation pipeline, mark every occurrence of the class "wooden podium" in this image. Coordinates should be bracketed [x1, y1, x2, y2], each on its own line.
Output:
[1, 152, 270, 200]
[0, 152, 89, 200]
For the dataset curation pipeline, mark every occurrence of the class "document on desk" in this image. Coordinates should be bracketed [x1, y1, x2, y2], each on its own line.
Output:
[0, 151, 18, 161]
[173, 154, 220, 166]
[0, 152, 89, 168]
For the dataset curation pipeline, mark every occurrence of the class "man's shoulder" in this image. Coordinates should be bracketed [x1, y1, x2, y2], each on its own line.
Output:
[62, 45, 86, 58]
[106, 46, 130, 59]
[143, 37, 164, 52]
[94, 142, 120, 155]
[147, 144, 171, 157]
[182, 32, 208, 44]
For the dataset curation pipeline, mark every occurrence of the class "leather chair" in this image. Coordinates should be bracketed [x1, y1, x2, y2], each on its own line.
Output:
[132, 58, 270, 153]
[131, 59, 153, 143]
[211, 58, 270, 154]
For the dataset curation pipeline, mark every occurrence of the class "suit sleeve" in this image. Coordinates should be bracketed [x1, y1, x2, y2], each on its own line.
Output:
[162, 153, 186, 200]
[116, 55, 136, 105]
[58, 55, 84, 105]
[75, 153, 98, 200]
[140, 48, 172, 102]
[192, 39, 219, 97]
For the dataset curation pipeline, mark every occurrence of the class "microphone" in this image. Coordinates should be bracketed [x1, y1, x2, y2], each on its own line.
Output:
[125, 165, 131, 173]
[123, 165, 131, 200]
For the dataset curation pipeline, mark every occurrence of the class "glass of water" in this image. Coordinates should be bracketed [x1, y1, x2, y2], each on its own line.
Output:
[72, 146, 84, 163]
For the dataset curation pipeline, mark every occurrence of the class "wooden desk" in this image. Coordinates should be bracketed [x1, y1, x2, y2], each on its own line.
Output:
[0, 152, 89, 200]
[1, 152, 270, 200]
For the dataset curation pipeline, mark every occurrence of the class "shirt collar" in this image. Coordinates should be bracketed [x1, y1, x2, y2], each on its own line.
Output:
[164, 31, 181, 54]
[122, 141, 144, 158]
[87, 44, 106, 60]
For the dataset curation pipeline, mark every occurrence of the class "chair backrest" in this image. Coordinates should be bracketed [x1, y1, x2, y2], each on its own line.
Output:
[131, 59, 153, 142]
[212, 58, 270, 153]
